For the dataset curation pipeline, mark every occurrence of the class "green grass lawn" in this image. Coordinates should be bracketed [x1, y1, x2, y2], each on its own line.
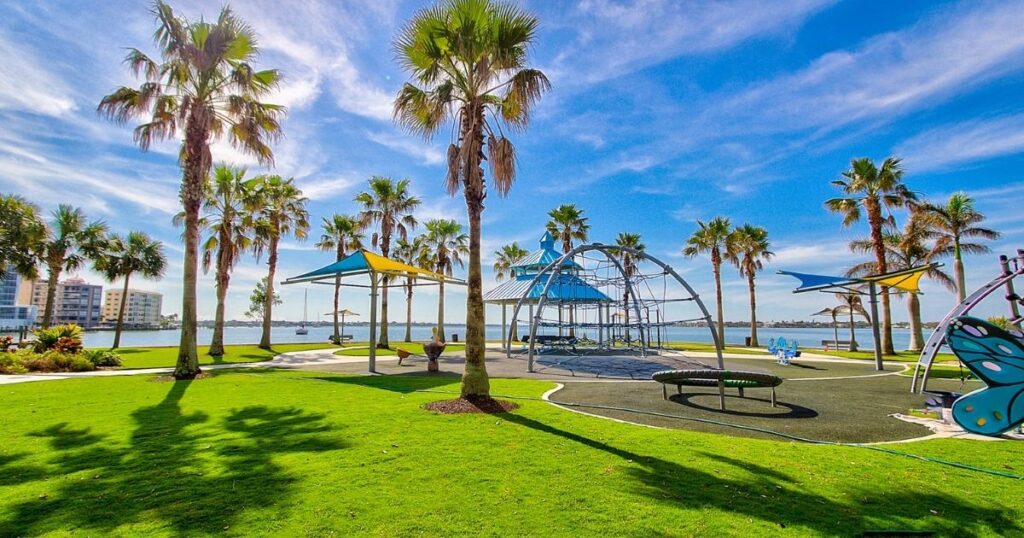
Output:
[1, 371, 1021, 536]
[665, 342, 769, 354]
[112, 343, 339, 369]
[334, 342, 466, 357]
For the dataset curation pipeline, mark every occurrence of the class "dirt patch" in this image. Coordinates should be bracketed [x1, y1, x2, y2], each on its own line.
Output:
[423, 397, 519, 414]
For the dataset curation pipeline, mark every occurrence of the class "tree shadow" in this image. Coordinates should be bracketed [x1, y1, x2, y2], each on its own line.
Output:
[495, 411, 1020, 535]
[669, 393, 819, 419]
[0, 452, 49, 487]
[1, 380, 346, 536]
[310, 372, 461, 394]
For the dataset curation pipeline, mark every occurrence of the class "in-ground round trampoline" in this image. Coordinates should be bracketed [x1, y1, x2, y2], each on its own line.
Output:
[652, 369, 783, 407]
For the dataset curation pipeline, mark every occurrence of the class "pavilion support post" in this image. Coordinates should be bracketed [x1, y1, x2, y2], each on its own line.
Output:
[501, 303, 508, 352]
[868, 281, 884, 371]
[368, 273, 379, 373]
[527, 303, 535, 372]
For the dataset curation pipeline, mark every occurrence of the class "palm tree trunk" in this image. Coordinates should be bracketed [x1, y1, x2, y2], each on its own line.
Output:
[747, 272, 758, 347]
[713, 256, 725, 346]
[460, 104, 489, 398]
[908, 292, 924, 352]
[437, 280, 446, 343]
[953, 239, 966, 304]
[866, 200, 895, 355]
[405, 278, 413, 342]
[379, 240, 390, 349]
[331, 276, 341, 343]
[112, 272, 131, 349]
[210, 264, 229, 356]
[42, 260, 61, 329]
[174, 116, 207, 379]
[259, 234, 279, 350]
[848, 308, 858, 352]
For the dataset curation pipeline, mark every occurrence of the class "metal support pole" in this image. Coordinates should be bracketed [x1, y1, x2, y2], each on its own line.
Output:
[598, 305, 604, 347]
[868, 281, 883, 371]
[527, 303, 534, 372]
[1000, 255, 1022, 326]
[501, 303, 507, 352]
[368, 273, 378, 373]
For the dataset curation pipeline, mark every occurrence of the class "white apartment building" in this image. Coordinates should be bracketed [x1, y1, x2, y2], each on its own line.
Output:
[103, 289, 163, 327]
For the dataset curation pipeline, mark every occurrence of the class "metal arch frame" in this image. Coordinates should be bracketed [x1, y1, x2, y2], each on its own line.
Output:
[910, 252, 1024, 393]
[506, 243, 727, 407]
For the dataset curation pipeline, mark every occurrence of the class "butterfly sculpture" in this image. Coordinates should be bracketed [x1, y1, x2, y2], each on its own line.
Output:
[946, 316, 1024, 436]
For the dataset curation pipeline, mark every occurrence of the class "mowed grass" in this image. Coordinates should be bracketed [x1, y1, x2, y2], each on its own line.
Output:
[113, 343, 339, 369]
[334, 342, 466, 357]
[2, 371, 1022, 536]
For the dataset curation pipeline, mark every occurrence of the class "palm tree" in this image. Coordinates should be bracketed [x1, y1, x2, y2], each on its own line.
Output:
[355, 176, 420, 349]
[848, 213, 955, 351]
[834, 293, 870, 352]
[98, 1, 284, 379]
[95, 231, 167, 349]
[250, 175, 309, 350]
[683, 217, 733, 346]
[921, 192, 1000, 303]
[546, 204, 590, 254]
[493, 242, 529, 282]
[611, 232, 646, 345]
[196, 165, 256, 356]
[39, 205, 108, 328]
[423, 219, 468, 343]
[825, 157, 917, 355]
[393, 0, 550, 398]
[315, 215, 365, 344]
[0, 195, 45, 278]
[726, 225, 773, 347]
[392, 235, 432, 342]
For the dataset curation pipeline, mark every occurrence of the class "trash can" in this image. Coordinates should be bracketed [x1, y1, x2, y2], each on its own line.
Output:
[452, 333, 459, 342]
[744, 336, 752, 347]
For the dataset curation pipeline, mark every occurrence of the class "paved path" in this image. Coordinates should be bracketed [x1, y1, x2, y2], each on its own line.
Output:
[0, 347, 381, 385]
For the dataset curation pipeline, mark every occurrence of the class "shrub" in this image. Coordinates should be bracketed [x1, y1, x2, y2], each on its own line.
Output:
[15, 350, 96, 373]
[33, 324, 84, 353]
[0, 353, 27, 374]
[53, 336, 83, 354]
[1, 335, 14, 351]
[82, 349, 123, 368]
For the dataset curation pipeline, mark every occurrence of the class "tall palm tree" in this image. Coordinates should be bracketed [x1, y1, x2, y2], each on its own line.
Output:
[392, 235, 432, 342]
[99, 1, 284, 379]
[95, 231, 167, 349]
[493, 242, 529, 282]
[355, 176, 420, 349]
[197, 165, 255, 356]
[835, 293, 870, 352]
[921, 192, 1000, 303]
[825, 156, 917, 355]
[393, 0, 550, 398]
[546, 204, 590, 254]
[726, 224, 773, 347]
[39, 205, 108, 328]
[423, 219, 468, 343]
[848, 213, 955, 351]
[611, 232, 646, 345]
[0, 195, 45, 278]
[250, 175, 309, 350]
[683, 217, 733, 346]
[315, 215, 365, 344]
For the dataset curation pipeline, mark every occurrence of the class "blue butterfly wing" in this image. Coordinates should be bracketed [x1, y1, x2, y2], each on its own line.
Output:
[946, 317, 1024, 386]
[946, 317, 1024, 435]
[951, 384, 1024, 435]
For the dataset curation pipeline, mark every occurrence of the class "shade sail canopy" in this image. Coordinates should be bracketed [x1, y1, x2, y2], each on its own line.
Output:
[283, 249, 462, 285]
[778, 264, 939, 294]
[484, 272, 611, 304]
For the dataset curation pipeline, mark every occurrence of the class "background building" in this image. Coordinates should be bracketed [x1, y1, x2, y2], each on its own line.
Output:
[30, 278, 103, 328]
[0, 270, 37, 330]
[103, 289, 162, 328]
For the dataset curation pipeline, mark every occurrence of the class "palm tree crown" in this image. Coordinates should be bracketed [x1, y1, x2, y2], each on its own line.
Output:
[250, 176, 310, 253]
[611, 232, 646, 277]
[355, 177, 420, 255]
[315, 215, 365, 259]
[921, 192, 1000, 303]
[727, 224, 773, 279]
[96, 231, 167, 284]
[199, 165, 255, 275]
[424, 219, 469, 277]
[683, 217, 732, 346]
[0, 195, 45, 278]
[546, 204, 590, 254]
[493, 242, 529, 281]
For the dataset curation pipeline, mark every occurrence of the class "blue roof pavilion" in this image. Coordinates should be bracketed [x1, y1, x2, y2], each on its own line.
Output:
[484, 233, 609, 305]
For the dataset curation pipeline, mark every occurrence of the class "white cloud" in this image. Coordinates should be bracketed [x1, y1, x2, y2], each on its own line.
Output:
[366, 131, 444, 165]
[0, 33, 76, 116]
[897, 113, 1024, 172]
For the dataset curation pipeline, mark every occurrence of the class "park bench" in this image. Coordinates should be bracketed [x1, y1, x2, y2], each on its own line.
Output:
[521, 334, 579, 352]
[821, 340, 853, 351]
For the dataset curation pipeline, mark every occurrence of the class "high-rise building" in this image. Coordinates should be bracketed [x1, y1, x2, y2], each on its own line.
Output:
[30, 278, 103, 328]
[103, 289, 162, 328]
[0, 270, 37, 329]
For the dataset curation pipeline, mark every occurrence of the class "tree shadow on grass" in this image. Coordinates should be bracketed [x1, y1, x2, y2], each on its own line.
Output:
[1, 379, 346, 536]
[310, 372, 461, 394]
[496, 411, 1020, 536]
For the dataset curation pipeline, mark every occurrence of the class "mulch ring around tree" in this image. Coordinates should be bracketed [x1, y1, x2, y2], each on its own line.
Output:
[423, 397, 519, 414]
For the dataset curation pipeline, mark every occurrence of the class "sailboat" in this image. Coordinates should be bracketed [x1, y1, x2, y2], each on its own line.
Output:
[295, 289, 309, 335]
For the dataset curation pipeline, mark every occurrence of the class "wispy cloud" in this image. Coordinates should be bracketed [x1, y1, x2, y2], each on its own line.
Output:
[0, 33, 76, 116]
[365, 131, 444, 165]
[897, 112, 1024, 172]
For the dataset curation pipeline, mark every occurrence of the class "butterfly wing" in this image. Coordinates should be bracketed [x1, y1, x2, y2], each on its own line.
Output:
[946, 317, 1024, 435]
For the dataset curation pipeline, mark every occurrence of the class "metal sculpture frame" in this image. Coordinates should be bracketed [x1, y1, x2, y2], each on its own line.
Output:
[506, 243, 727, 407]
[910, 250, 1024, 393]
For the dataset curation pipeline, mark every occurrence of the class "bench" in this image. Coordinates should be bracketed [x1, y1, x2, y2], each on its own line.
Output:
[821, 339, 852, 351]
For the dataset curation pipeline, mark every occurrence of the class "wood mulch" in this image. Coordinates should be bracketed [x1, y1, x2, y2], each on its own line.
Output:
[423, 397, 519, 414]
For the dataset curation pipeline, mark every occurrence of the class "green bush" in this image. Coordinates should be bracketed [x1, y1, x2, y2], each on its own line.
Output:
[0, 353, 27, 374]
[82, 349, 123, 367]
[14, 349, 96, 373]
[33, 324, 85, 353]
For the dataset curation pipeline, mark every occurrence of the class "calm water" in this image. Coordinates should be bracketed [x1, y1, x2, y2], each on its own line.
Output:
[70, 324, 914, 350]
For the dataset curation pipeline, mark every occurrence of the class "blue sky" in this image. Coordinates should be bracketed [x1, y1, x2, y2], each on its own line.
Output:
[1, 0, 1023, 324]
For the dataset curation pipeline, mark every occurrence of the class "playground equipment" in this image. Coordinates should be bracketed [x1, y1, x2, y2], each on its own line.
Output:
[766, 337, 800, 365]
[652, 369, 783, 407]
[944, 316, 1024, 436]
[910, 250, 1024, 394]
